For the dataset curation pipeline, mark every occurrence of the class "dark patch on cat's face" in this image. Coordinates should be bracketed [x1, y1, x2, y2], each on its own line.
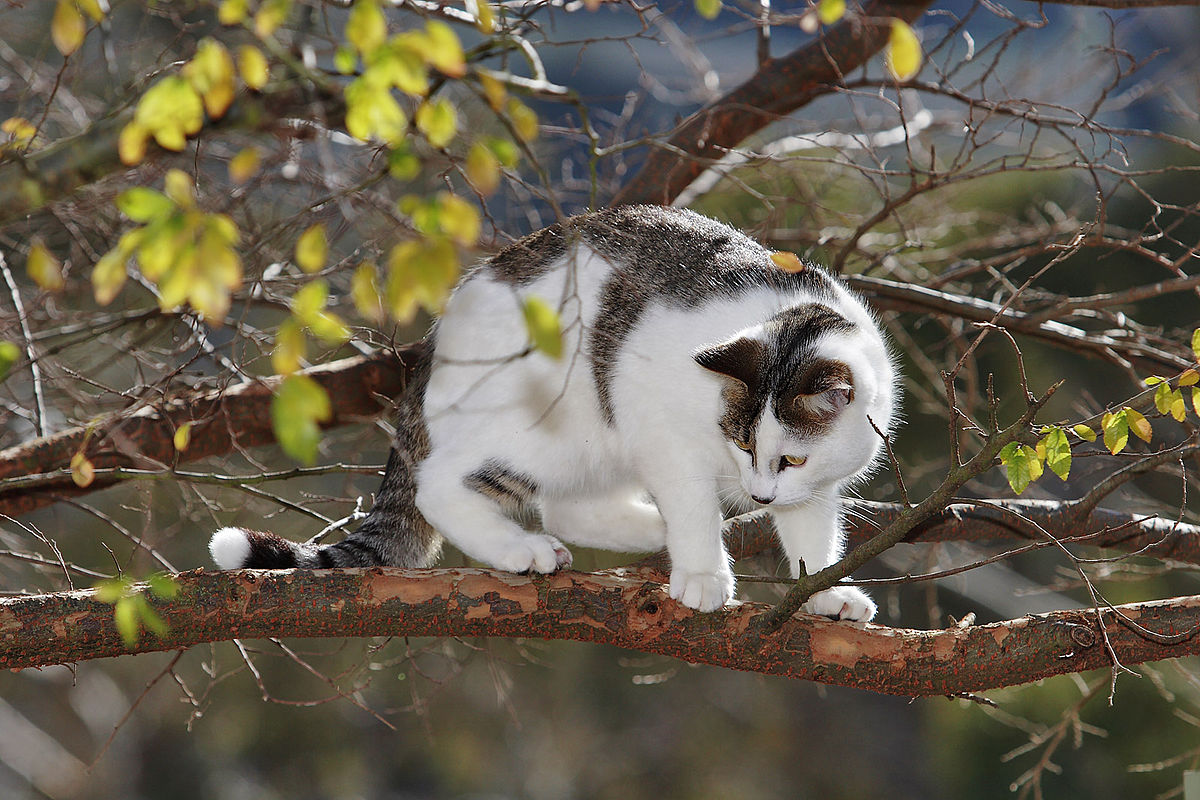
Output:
[464, 459, 540, 514]
[697, 304, 858, 448]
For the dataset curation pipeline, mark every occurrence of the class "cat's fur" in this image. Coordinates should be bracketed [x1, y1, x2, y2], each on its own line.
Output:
[210, 206, 899, 620]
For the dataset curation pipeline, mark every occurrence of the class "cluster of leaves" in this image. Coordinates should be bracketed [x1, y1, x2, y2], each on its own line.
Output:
[93, 573, 180, 647]
[999, 330, 1200, 494]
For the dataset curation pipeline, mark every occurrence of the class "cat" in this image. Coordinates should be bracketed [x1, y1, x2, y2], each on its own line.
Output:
[210, 205, 899, 620]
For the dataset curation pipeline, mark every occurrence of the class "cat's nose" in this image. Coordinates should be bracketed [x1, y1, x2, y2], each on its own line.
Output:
[751, 494, 774, 505]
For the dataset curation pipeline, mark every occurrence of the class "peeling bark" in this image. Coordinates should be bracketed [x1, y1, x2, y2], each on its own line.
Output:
[3, 568, 1198, 695]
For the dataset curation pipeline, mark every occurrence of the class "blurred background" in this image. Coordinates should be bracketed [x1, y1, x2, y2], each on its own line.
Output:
[1, 0, 1199, 797]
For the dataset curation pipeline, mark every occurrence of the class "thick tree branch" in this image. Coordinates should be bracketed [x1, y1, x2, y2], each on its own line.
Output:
[3, 567, 1199, 695]
[0, 344, 426, 517]
[612, 0, 934, 207]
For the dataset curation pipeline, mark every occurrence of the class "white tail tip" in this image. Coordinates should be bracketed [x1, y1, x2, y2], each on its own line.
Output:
[209, 527, 251, 570]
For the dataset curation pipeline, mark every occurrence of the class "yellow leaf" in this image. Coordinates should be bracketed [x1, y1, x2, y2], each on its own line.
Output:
[1124, 407, 1152, 443]
[27, 240, 64, 291]
[770, 251, 806, 273]
[295, 224, 328, 273]
[470, 0, 495, 33]
[478, 72, 506, 111]
[345, 78, 408, 144]
[438, 193, 480, 246]
[1, 117, 36, 146]
[466, 142, 501, 195]
[416, 97, 458, 148]
[1180, 369, 1199, 387]
[1171, 391, 1187, 422]
[164, 169, 195, 208]
[694, 0, 721, 20]
[272, 318, 306, 374]
[346, 0, 387, 55]
[422, 21, 465, 78]
[173, 422, 192, 452]
[1193, 387, 1200, 419]
[75, 0, 105, 22]
[507, 99, 538, 141]
[238, 45, 270, 90]
[1072, 423, 1096, 443]
[351, 262, 384, 324]
[70, 452, 95, 488]
[1193, 328, 1200, 363]
[817, 0, 845, 25]
[254, 0, 291, 37]
[885, 18, 922, 82]
[51, 0, 87, 56]
[118, 122, 149, 165]
[183, 38, 236, 118]
[522, 296, 563, 358]
[271, 374, 332, 464]
[228, 147, 261, 184]
[92, 248, 127, 305]
[219, 0, 248, 25]
[134, 76, 205, 151]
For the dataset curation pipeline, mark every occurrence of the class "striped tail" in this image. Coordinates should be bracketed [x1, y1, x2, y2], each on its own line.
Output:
[208, 348, 441, 571]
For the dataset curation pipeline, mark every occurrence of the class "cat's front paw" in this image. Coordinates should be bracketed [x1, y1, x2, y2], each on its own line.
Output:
[495, 534, 573, 574]
[669, 568, 735, 612]
[803, 586, 876, 622]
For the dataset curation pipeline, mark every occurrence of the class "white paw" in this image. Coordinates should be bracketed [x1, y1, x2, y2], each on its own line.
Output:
[669, 568, 735, 612]
[495, 535, 573, 574]
[803, 586, 876, 622]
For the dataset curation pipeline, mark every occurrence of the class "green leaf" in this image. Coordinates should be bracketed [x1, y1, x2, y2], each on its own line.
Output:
[137, 598, 168, 636]
[522, 296, 563, 359]
[334, 46, 357, 75]
[271, 374, 332, 464]
[0, 341, 19, 381]
[113, 597, 140, 646]
[116, 187, 173, 222]
[1102, 410, 1129, 455]
[147, 573, 180, 599]
[1144, 375, 1166, 386]
[1155, 382, 1173, 415]
[998, 442, 1041, 495]
[1040, 427, 1072, 480]
[295, 223, 328, 273]
[93, 577, 130, 604]
[1072, 423, 1096, 443]
[694, 0, 721, 19]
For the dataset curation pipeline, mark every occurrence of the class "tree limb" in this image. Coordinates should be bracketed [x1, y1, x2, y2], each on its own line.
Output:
[3, 567, 1199, 695]
[612, 0, 934, 207]
[0, 344, 425, 517]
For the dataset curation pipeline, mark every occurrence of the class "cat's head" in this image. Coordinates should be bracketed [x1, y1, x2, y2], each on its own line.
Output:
[694, 305, 888, 506]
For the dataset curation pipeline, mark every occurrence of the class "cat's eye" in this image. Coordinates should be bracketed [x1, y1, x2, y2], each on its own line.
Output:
[781, 454, 807, 468]
[734, 439, 753, 452]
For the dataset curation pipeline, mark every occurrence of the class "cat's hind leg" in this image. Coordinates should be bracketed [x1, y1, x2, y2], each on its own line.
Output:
[415, 458, 572, 573]
[771, 494, 876, 622]
[541, 489, 667, 552]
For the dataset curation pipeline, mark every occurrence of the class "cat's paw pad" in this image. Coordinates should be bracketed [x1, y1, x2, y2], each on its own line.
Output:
[496, 535, 573, 574]
[669, 568, 735, 612]
[803, 586, 876, 622]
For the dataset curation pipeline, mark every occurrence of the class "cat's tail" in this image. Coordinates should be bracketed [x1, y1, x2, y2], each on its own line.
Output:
[208, 348, 441, 571]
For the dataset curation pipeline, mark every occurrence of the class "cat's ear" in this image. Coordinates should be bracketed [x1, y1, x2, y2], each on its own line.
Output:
[694, 337, 764, 388]
[794, 360, 855, 422]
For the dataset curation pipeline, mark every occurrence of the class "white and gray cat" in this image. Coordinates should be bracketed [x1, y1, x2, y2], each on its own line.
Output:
[211, 206, 898, 620]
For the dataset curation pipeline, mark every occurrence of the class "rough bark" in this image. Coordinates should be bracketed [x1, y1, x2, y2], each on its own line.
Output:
[0, 344, 425, 517]
[3, 567, 1198, 695]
